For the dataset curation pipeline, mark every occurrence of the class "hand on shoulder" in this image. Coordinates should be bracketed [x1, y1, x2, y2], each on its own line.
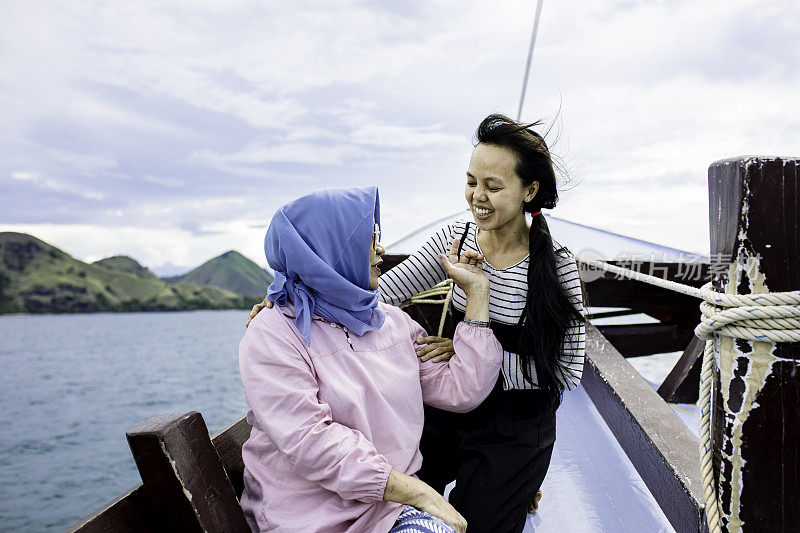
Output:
[246, 296, 274, 328]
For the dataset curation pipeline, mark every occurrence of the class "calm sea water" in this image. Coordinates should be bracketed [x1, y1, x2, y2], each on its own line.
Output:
[0, 310, 681, 532]
[0, 310, 249, 532]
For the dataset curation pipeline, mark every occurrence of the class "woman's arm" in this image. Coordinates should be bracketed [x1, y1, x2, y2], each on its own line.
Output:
[415, 320, 502, 413]
[403, 242, 503, 412]
[240, 314, 392, 503]
[383, 470, 467, 533]
[557, 251, 587, 390]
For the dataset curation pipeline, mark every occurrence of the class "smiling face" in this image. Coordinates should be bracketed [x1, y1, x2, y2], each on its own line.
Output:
[369, 222, 384, 290]
[466, 143, 539, 231]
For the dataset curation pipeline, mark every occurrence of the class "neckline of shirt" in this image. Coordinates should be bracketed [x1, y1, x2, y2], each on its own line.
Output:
[465, 222, 530, 272]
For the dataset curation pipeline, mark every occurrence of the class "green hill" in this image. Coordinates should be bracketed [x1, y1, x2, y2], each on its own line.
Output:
[93, 255, 157, 279]
[0, 232, 259, 314]
[166, 250, 273, 297]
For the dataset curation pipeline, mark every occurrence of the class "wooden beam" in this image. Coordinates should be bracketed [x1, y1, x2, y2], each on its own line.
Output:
[583, 260, 711, 284]
[657, 336, 704, 403]
[585, 309, 641, 319]
[65, 484, 158, 533]
[210, 415, 251, 498]
[380, 254, 408, 273]
[126, 411, 250, 533]
[582, 261, 708, 309]
[582, 323, 706, 532]
[584, 276, 699, 310]
[708, 156, 800, 530]
[69, 415, 252, 532]
[595, 323, 693, 357]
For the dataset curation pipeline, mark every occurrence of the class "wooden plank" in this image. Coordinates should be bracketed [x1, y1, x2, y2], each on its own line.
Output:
[584, 276, 699, 310]
[657, 336, 703, 403]
[210, 415, 251, 498]
[582, 323, 706, 532]
[65, 484, 160, 533]
[126, 411, 250, 533]
[670, 352, 702, 405]
[380, 254, 408, 274]
[595, 323, 693, 357]
[69, 416, 252, 532]
[582, 261, 708, 309]
[584, 308, 641, 319]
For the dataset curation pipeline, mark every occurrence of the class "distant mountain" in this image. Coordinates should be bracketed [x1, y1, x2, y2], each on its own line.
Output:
[93, 255, 157, 279]
[164, 250, 273, 297]
[0, 232, 260, 314]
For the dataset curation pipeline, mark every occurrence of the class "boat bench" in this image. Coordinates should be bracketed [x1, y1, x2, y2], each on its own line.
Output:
[125, 411, 253, 533]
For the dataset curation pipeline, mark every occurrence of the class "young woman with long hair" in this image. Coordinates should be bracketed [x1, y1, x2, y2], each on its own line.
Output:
[377, 114, 586, 533]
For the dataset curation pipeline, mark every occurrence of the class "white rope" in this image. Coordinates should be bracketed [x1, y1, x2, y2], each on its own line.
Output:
[578, 258, 800, 533]
[410, 279, 454, 337]
[699, 338, 720, 531]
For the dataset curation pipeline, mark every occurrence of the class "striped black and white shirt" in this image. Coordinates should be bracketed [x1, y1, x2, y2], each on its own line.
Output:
[379, 218, 586, 391]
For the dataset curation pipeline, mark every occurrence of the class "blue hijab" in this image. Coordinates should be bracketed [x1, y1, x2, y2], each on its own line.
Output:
[264, 186, 385, 345]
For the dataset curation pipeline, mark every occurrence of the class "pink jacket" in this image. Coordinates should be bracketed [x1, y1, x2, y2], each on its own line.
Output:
[239, 302, 502, 532]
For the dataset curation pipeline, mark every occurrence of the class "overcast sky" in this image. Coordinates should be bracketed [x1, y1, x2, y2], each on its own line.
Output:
[1, 0, 797, 275]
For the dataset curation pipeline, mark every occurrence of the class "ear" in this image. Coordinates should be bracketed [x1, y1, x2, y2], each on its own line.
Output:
[525, 181, 539, 203]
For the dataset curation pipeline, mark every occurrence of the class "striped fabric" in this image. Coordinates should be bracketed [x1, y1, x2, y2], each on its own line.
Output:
[380, 218, 586, 391]
[389, 506, 458, 533]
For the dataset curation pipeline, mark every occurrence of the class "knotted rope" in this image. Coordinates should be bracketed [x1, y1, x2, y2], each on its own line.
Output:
[578, 258, 800, 533]
[410, 279, 454, 337]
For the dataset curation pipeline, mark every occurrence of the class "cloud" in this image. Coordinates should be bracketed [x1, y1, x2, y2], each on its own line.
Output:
[1, 0, 798, 265]
[192, 120, 465, 169]
[9, 170, 106, 200]
[193, 140, 366, 167]
[143, 175, 185, 189]
[349, 123, 464, 150]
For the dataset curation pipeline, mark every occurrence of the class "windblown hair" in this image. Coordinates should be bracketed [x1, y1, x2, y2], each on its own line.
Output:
[475, 113, 584, 406]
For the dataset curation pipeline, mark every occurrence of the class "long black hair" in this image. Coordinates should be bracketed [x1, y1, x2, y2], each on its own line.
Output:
[475, 113, 584, 407]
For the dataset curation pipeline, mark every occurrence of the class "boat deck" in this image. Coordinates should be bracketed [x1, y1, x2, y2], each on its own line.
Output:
[440, 382, 694, 531]
[522, 385, 678, 532]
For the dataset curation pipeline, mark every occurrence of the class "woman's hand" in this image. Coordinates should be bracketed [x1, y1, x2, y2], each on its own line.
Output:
[528, 489, 543, 513]
[415, 336, 455, 362]
[383, 469, 467, 533]
[439, 237, 491, 324]
[438, 238, 489, 295]
[245, 296, 274, 327]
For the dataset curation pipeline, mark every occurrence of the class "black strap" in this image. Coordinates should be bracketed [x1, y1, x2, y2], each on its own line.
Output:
[456, 221, 471, 259]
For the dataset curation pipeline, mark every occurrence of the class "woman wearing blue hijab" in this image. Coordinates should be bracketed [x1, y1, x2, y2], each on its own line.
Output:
[239, 186, 503, 533]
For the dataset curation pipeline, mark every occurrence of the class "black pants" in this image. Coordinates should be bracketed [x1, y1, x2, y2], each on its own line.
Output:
[418, 380, 556, 533]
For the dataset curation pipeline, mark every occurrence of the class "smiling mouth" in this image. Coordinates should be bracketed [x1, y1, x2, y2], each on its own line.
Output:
[474, 206, 494, 217]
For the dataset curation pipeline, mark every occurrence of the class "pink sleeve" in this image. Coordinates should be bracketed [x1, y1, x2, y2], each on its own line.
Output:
[403, 314, 503, 413]
[239, 315, 392, 503]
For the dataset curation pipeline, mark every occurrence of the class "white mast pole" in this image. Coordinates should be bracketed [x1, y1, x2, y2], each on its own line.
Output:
[517, 0, 545, 121]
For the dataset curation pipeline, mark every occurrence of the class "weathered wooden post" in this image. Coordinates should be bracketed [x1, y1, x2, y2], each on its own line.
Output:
[707, 157, 800, 532]
[126, 411, 250, 533]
